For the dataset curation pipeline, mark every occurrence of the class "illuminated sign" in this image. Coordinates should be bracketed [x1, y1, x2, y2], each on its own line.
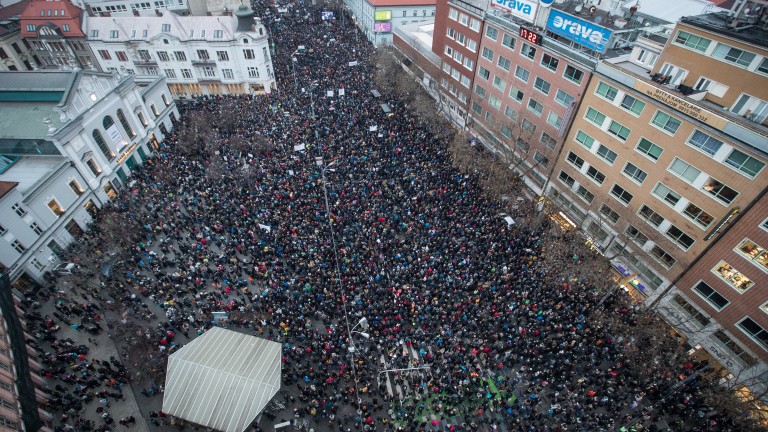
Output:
[116, 143, 138, 164]
[374, 21, 392, 32]
[519, 27, 543, 45]
[491, 0, 537, 23]
[374, 10, 391, 20]
[546, 9, 612, 53]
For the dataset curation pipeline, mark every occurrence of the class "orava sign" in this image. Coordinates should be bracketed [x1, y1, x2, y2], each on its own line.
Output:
[546, 9, 612, 53]
[491, 0, 538, 23]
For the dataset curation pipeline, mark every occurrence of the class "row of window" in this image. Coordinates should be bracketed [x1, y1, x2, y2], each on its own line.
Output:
[445, 27, 478, 53]
[90, 27, 226, 40]
[480, 43, 584, 85]
[674, 29, 768, 76]
[447, 8, 481, 32]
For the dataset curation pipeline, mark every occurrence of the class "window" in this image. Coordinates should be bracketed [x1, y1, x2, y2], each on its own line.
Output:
[737, 317, 768, 351]
[521, 119, 536, 134]
[453, 51, 464, 64]
[448, 8, 458, 20]
[668, 158, 701, 183]
[30, 222, 43, 236]
[628, 139, 661, 163]
[652, 183, 681, 207]
[161, 24, 171, 32]
[735, 239, 768, 272]
[90, 29, 99, 37]
[712, 43, 756, 68]
[515, 138, 530, 154]
[470, 19, 480, 31]
[463, 57, 474, 70]
[491, 76, 506, 92]
[683, 203, 714, 228]
[725, 149, 765, 178]
[607, 121, 631, 141]
[527, 98, 543, 116]
[156, 51, 170, 61]
[214, 30, 223, 38]
[116, 109, 135, 138]
[687, 130, 722, 156]
[622, 162, 647, 184]
[533, 151, 549, 167]
[650, 245, 676, 268]
[639, 204, 665, 227]
[596, 144, 616, 164]
[92, 130, 114, 160]
[758, 58, 768, 75]
[86, 159, 101, 176]
[555, 89, 574, 107]
[164, 69, 176, 78]
[541, 54, 559, 71]
[692, 281, 729, 310]
[514, 66, 529, 82]
[666, 225, 695, 250]
[558, 170, 575, 188]
[110, 30, 119, 38]
[566, 151, 584, 169]
[500, 125, 513, 138]
[546, 112, 562, 129]
[162, 94, 170, 107]
[610, 184, 633, 205]
[586, 166, 605, 185]
[31, 258, 45, 272]
[674, 30, 711, 52]
[181, 69, 193, 79]
[482, 47, 494, 61]
[222, 69, 234, 79]
[534, 77, 551, 95]
[460, 75, 471, 88]
[575, 130, 594, 149]
[599, 203, 619, 223]
[137, 50, 150, 61]
[174, 51, 186, 61]
[98, 50, 111, 60]
[564, 65, 583, 84]
[575, 185, 594, 204]
[11, 240, 25, 254]
[713, 261, 753, 292]
[474, 84, 486, 98]
[501, 33, 515, 49]
[520, 43, 536, 60]
[585, 107, 605, 127]
[26, 24, 35, 32]
[497, 56, 511, 71]
[509, 86, 524, 102]
[63, 24, 70, 32]
[467, 40, 477, 52]
[596, 82, 618, 101]
[48, 199, 65, 216]
[11, 203, 25, 217]
[116, 51, 128, 61]
[458, 13, 469, 25]
[478, 66, 490, 80]
[488, 95, 501, 110]
[620, 95, 645, 115]
[216, 51, 230, 62]
[447, 27, 456, 39]
[672, 295, 711, 327]
[66, 180, 84, 198]
[472, 102, 482, 115]
[485, 26, 498, 40]
[626, 224, 650, 246]
[651, 111, 681, 135]
[713, 330, 758, 367]
[504, 106, 518, 121]
[541, 132, 557, 151]
[703, 178, 738, 205]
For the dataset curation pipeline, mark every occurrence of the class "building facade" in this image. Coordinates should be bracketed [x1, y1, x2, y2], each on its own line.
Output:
[82, 4, 276, 98]
[0, 70, 177, 285]
[347, 0, 436, 47]
[20, 0, 100, 70]
[0, 0, 38, 72]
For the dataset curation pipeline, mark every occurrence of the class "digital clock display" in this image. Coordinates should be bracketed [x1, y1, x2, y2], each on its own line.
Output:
[519, 27, 543, 45]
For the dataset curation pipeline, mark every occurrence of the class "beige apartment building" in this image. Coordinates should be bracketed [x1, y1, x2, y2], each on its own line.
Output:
[547, 12, 768, 298]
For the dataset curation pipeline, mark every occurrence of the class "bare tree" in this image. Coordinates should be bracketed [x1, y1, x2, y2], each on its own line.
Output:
[176, 110, 217, 158]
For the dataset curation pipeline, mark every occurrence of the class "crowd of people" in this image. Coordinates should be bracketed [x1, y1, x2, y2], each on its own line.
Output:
[32, 0, 747, 431]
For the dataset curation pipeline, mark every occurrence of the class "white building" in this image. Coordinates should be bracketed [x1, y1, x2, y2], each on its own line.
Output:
[345, 0, 436, 47]
[0, 70, 177, 287]
[82, 4, 276, 98]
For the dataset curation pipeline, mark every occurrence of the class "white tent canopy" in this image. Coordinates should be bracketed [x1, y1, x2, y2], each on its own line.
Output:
[162, 327, 282, 432]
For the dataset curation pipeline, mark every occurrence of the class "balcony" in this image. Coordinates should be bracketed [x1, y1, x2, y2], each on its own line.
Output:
[134, 59, 157, 65]
[191, 58, 216, 65]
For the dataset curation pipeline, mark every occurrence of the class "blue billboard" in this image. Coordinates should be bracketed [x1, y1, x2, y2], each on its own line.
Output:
[546, 9, 612, 53]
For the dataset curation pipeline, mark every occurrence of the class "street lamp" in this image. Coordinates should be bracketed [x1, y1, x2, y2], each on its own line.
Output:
[290, 46, 305, 90]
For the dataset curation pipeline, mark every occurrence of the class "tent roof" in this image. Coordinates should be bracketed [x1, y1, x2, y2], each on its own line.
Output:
[162, 327, 282, 432]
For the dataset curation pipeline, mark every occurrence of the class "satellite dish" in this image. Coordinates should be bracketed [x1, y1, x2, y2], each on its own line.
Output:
[589, 5, 597, 14]
[575, 4, 583, 12]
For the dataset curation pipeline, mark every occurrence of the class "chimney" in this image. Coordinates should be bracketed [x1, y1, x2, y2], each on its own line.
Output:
[85, 4, 95, 16]
[133, 9, 139, 15]
[155, 8, 162, 16]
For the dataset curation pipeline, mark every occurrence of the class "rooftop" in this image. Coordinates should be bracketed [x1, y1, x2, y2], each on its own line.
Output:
[620, 0, 725, 25]
[368, 0, 436, 6]
[82, 12, 259, 42]
[0, 102, 62, 140]
[0, 157, 66, 194]
[0, 181, 18, 200]
[0, 0, 29, 37]
[680, 11, 768, 50]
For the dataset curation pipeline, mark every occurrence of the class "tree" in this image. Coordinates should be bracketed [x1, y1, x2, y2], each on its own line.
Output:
[176, 110, 217, 158]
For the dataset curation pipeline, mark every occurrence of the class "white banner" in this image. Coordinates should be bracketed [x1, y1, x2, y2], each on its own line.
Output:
[106, 124, 126, 153]
[294, 144, 306, 152]
[258, 224, 271, 232]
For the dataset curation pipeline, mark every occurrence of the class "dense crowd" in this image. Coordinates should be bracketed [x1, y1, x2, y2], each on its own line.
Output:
[30, 1, 743, 431]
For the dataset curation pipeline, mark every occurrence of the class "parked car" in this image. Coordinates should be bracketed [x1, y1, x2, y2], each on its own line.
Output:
[52, 262, 77, 276]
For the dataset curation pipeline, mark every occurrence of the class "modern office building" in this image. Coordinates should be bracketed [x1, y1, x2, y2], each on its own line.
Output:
[346, 0, 437, 47]
[0, 0, 38, 71]
[19, 0, 100, 70]
[82, 4, 276, 98]
[0, 70, 177, 285]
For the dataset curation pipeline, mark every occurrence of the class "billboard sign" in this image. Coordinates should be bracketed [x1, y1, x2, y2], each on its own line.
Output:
[374, 10, 392, 20]
[374, 21, 392, 32]
[546, 9, 612, 53]
[491, 0, 537, 23]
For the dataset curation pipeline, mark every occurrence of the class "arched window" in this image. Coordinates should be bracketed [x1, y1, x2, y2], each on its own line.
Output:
[92, 129, 115, 160]
[116, 109, 135, 138]
[103, 116, 115, 130]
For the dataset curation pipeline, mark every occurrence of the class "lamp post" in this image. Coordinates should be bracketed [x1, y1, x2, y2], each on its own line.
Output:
[290, 46, 305, 91]
[319, 159, 365, 415]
